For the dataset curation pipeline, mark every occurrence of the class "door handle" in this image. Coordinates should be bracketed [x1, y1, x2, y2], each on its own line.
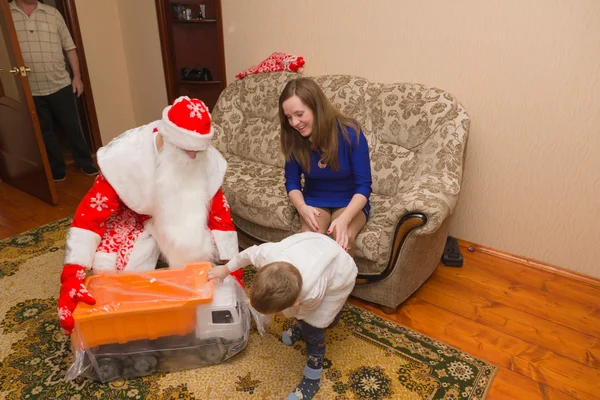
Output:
[0, 66, 30, 76]
[19, 66, 31, 76]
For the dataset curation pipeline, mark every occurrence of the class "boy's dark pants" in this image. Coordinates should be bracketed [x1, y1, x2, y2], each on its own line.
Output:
[296, 311, 342, 370]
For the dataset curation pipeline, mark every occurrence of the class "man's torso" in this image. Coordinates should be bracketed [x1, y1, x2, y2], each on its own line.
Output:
[10, 2, 75, 96]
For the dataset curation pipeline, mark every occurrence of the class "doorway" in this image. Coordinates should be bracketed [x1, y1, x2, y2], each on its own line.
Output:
[40, 0, 102, 162]
[1, 0, 100, 204]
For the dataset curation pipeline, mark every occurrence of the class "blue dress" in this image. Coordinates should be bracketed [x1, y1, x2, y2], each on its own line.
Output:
[284, 126, 372, 218]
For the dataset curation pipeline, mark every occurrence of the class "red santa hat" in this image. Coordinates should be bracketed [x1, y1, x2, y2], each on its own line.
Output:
[159, 96, 214, 151]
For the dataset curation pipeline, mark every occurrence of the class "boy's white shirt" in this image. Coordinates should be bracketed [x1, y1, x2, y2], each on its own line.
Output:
[227, 232, 358, 328]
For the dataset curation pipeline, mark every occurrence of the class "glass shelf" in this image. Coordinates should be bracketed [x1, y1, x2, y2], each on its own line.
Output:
[172, 19, 217, 24]
[180, 80, 222, 85]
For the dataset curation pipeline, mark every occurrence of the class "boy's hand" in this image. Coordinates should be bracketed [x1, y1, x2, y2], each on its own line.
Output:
[208, 264, 230, 283]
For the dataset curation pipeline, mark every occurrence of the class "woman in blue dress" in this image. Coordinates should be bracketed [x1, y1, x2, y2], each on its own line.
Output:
[279, 78, 372, 257]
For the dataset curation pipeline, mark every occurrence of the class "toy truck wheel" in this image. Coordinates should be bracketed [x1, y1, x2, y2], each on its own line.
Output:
[95, 357, 121, 382]
[199, 341, 226, 365]
[132, 355, 158, 375]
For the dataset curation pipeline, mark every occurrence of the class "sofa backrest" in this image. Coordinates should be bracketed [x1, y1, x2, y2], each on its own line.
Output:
[212, 73, 292, 168]
[213, 72, 468, 197]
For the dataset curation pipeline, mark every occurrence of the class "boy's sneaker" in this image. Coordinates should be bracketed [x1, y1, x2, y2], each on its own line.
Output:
[53, 171, 66, 182]
[81, 166, 99, 176]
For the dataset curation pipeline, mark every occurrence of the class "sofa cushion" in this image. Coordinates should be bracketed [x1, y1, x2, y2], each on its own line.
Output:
[237, 73, 289, 119]
[221, 154, 296, 231]
[230, 117, 285, 168]
[370, 142, 418, 197]
[367, 84, 453, 149]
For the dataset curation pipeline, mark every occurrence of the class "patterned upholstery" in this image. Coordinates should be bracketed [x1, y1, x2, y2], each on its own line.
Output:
[212, 72, 469, 308]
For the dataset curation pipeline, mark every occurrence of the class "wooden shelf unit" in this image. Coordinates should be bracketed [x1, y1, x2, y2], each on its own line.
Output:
[155, 0, 226, 110]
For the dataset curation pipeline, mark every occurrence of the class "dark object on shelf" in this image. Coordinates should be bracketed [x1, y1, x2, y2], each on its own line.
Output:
[442, 236, 463, 267]
[171, 4, 186, 20]
[181, 67, 213, 82]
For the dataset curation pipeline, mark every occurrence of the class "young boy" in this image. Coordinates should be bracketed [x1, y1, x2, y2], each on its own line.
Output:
[208, 232, 358, 400]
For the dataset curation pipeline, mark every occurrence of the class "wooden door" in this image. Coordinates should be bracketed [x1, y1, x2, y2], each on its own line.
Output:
[0, 1, 57, 205]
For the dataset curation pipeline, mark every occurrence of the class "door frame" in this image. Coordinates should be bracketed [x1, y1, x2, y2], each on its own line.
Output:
[155, 0, 177, 103]
[58, 0, 103, 152]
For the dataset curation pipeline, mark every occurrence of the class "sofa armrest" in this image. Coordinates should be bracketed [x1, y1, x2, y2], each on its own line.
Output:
[385, 99, 469, 233]
[385, 170, 460, 234]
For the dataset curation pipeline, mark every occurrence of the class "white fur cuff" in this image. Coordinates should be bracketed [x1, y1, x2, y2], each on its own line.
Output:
[212, 230, 239, 261]
[64, 227, 101, 267]
[123, 232, 160, 272]
[92, 252, 118, 272]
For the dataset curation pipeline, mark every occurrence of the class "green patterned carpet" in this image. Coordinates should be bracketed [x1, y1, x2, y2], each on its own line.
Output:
[0, 218, 497, 399]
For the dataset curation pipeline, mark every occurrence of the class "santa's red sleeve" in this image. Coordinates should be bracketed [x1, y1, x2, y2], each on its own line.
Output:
[64, 174, 120, 269]
[207, 188, 239, 261]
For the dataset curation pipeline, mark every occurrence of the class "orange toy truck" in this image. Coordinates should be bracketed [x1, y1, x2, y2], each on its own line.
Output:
[68, 263, 249, 382]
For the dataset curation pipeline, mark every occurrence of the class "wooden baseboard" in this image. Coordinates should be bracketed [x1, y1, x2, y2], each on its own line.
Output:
[455, 238, 600, 287]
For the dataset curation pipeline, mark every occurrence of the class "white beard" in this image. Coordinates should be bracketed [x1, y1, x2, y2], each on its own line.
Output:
[147, 141, 216, 268]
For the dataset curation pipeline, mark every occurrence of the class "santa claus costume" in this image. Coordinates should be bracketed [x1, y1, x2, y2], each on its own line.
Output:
[58, 96, 242, 334]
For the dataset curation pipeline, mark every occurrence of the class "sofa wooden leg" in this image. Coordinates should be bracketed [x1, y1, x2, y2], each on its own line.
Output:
[380, 305, 398, 315]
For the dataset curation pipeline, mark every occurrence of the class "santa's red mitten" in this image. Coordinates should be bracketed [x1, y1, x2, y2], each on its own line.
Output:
[230, 269, 245, 288]
[57, 264, 96, 335]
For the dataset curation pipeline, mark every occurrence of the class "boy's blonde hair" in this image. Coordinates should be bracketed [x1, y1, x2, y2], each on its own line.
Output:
[249, 261, 302, 314]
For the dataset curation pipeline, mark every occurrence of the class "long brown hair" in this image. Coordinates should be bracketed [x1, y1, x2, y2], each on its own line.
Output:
[279, 78, 360, 172]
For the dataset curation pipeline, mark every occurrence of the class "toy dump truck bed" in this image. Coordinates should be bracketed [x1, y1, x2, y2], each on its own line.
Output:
[72, 263, 214, 349]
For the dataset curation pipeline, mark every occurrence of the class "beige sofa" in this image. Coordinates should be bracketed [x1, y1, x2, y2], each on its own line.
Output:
[212, 72, 469, 312]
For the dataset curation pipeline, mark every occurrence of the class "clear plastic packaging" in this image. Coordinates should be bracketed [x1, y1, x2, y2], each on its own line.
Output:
[66, 263, 261, 382]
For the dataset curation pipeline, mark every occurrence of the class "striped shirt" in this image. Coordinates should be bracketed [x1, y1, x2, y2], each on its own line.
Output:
[10, 1, 76, 96]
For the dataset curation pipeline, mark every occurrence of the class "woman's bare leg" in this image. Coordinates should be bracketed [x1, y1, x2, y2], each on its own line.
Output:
[330, 208, 367, 257]
[300, 207, 331, 234]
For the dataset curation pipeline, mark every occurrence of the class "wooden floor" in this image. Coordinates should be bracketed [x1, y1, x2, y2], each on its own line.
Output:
[0, 164, 95, 238]
[1, 173, 599, 399]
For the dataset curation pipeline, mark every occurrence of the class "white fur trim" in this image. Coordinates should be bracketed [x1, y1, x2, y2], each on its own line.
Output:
[64, 227, 101, 267]
[97, 122, 158, 215]
[97, 122, 226, 215]
[205, 147, 228, 197]
[92, 252, 118, 273]
[212, 230, 239, 261]
[159, 105, 214, 151]
[91, 232, 159, 273]
[122, 231, 160, 272]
